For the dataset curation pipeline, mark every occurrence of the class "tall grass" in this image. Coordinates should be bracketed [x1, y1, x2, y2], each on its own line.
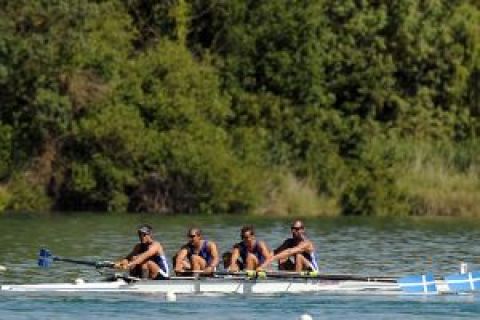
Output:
[396, 140, 480, 217]
[254, 172, 339, 217]
[0, 186, 10, 212]
[254, 140, 480, 217]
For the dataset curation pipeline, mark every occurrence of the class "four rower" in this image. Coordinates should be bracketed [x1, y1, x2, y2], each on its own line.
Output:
[257, 220, 318, 272]
[226, 225, 272, 271]
[115, 224, 169, 279]
[174, 228, 219, 274]
[117, 220, 318, 278]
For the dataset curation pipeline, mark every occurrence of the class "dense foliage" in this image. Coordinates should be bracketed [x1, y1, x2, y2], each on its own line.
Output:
[1, 0, 480, 215]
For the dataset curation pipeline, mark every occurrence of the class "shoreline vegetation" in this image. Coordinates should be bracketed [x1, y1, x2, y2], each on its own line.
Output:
[1, 1, 480, 217]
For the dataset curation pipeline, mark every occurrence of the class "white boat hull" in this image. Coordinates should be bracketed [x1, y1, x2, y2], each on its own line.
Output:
[0, 277, 449, 295]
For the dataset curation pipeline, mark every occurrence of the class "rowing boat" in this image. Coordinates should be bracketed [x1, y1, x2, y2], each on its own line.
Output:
[0, 274, 450, 295]
[2, 249, 474, 296]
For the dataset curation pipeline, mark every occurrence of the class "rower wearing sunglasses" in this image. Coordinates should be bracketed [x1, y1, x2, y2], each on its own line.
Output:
[115, 224, 169, 279]
[257, 220, 318, 272]
[174, 228, 219, 274]
[225, 225, 272, 271]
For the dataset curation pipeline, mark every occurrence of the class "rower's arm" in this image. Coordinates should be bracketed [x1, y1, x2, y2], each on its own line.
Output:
[125, 244, 141, 260]
[273, 240, 289, 255]
[257, 241, 311, 270]
[258, 240, 288, 270]
[115, 245, 140, 267]
[228, 246, 241, 271]
[206, 242, 219, 271]
[259, 241, 272, 260]
[272, 241, 312, 261]
[174, 247, 188, 272]
[128, 243, 162, 268]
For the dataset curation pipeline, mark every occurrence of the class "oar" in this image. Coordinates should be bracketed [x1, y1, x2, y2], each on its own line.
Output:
[175, 270, 271, 278]
[251, 270, 397, 282]
[38, 248, 115, 269]
[175, 270, 223, 278]
[177, 270, 397, 282]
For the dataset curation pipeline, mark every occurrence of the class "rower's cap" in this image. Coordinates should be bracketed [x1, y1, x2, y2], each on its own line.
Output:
[137, 224, 152, 235]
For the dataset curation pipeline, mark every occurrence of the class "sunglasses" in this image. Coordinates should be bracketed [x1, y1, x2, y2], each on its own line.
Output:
[188, 234, 198, 238]
[291, 226, 303, 231]
[138, 232, 149, 237]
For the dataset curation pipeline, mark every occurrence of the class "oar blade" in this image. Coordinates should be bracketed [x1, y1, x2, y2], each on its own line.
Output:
[444, 271, 480, 293]
[397, 273, 438, 294]
[37, 248, 53, 268]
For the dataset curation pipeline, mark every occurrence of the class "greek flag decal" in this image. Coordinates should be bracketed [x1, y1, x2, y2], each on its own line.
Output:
[397, 273, 438, 294]
[444, 271, 480, 293]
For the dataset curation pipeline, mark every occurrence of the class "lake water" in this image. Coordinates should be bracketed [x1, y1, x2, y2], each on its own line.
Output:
[0, 213, 480, 319]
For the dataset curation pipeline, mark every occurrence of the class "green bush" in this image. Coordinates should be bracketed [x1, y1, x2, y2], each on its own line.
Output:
[6, 175, 52, 212]
[1, 0, 480, 215]
[0, 187, 11, 213]
[339, 134, 410, 216]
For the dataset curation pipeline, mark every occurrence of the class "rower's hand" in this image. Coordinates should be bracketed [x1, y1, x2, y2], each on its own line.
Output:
[204, 266, 215, 274]
[114, 261, 129, 270]
[228, 265, 239, 272]
[114, 264, 128, 270]
[174, 267, 184, 274]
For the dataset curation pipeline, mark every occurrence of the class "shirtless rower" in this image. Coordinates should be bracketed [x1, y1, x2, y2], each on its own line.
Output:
[226, 225, 272, 271]
[115, 225, 169, 279]
[174, 228, 219, 274]
[258, 220, 318, 272]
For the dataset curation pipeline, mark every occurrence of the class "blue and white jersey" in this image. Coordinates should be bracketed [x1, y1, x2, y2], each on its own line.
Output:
[152, 255, 169, 277]
[238, 241, 266, 265]
[139, 243, 169, 277]
[284, 238, 319, 271]
[188, 240, 213, 265]
[302, 251, 319, 271]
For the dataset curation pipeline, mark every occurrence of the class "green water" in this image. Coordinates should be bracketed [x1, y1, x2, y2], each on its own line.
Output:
[1, 213, 480, 319]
